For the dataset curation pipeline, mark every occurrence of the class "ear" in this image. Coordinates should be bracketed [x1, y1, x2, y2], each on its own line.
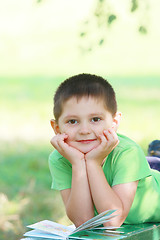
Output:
[112, 112, 122, 131]
[50, 119, 61, 134]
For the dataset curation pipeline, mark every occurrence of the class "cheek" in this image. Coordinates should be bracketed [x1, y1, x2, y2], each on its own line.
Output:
[61, 127, 75, 140]
[93, 125, 105, 136]
[93, 123, 112, 137]
[65, 132, 76, 147]
[96, 121, 113, 133]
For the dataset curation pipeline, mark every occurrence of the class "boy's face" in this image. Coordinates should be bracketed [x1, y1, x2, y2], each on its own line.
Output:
[54, 97, 117, 154]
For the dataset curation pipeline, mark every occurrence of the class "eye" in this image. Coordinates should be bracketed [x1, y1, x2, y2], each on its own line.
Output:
[91, 117, 101, 122]
[68, 119, 78, 125]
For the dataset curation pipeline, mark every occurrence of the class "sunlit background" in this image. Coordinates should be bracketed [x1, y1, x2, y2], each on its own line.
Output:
[0, 0, 160, 239]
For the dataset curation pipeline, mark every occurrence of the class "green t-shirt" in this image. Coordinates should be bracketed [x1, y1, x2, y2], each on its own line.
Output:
[49, 134, 160, 224]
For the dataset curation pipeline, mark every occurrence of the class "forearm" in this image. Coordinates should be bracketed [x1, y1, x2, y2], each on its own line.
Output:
[86, 162, 125, 226]
[66, 160, 94, 227]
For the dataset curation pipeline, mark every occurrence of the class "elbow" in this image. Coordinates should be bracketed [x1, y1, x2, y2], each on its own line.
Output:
[104, 209, 126, 228]
[66, 210, 93, 227]
[105, 217, 123, 228]
[104, 216, 124, 228]
[73, 218, 88, 228]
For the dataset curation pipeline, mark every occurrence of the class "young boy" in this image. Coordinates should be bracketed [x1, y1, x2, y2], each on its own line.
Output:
[49, 73, 160, 228]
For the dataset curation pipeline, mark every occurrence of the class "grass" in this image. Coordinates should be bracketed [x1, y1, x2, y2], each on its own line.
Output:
[0, 141, 68, 240]
[0, 75, 160, 240]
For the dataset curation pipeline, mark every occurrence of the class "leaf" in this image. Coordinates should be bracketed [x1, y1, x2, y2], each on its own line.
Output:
[108, 15, 117, 25]
[99, 39, 104, 45]
[80, 32, 86, 37]
[139, 26, 147, 34]
[131, 0, 138, 12]
[88, 48, 92, 52]
[84, 21, 89, 25]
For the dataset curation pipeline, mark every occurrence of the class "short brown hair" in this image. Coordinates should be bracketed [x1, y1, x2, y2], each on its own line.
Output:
[53, 73, 117, 122]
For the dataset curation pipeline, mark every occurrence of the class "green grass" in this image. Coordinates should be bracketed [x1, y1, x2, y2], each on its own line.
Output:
[0, 75, 160, 240]
[0, 141, 68, 240]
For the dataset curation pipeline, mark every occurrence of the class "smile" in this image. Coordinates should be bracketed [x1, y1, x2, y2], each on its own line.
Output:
[77, 139, 97, 144]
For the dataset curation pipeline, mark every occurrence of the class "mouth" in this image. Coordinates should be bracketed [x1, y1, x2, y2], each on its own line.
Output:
[77, 139, 97, 144]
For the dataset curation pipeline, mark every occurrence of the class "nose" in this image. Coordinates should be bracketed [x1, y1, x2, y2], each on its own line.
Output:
[79, 121, 91, 135]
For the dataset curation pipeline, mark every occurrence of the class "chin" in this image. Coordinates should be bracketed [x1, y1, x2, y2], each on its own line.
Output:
[79, 149, 91, 154]
[68, 141, 99, 154]
[76, 145, 99, 154]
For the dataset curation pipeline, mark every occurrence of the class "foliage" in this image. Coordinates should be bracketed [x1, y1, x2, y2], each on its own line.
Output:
[36, 0, 151, 52]
[78, 0, 149, 51]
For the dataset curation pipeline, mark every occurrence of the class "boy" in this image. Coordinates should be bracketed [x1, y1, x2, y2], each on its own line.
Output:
[49, 73, 160, 227]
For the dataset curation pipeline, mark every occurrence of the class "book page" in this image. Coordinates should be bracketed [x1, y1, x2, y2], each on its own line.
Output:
[24, 229, 65, 239]
[21, 238, 50, 240]
[27, 220, 72, 238]
[72, 209, 117, 233]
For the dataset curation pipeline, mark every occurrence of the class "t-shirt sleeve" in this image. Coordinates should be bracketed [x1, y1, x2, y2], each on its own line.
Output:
[112, 145, 151, 186]
[48, 151, 72, 190]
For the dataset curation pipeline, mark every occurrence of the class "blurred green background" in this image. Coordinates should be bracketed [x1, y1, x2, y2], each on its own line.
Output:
[0, 0, 160, 239]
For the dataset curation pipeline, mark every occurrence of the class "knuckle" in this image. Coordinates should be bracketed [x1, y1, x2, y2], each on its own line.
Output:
[50, 138, 55, 145]
[50, 136, 58, 146]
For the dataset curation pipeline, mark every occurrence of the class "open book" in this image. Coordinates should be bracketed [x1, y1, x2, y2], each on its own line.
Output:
[21, 209, 124, 240]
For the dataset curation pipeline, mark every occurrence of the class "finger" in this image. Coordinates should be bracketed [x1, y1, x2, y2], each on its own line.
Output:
[108, 128, 119, 140]
[50, 135, 58, 147]
[98, 134, 116, 157]
[103, 129, 114, 141]
[104, 128, 118, 142]
[50, 135, 63, 153]
[98, 134, 108, 148]
[103, 129, 119, 149]
[108, 129, 119, 146]
[57, 134, 70, 152]
[112, 122, 117, 131]
[52, 133, 68, 150]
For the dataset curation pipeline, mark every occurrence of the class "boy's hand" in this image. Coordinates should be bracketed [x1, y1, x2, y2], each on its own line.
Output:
[50, 133, 85, 165]
[85, 128, 119, 166]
